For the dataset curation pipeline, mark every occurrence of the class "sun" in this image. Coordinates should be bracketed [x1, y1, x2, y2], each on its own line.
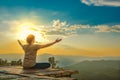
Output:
[17, 22, 47, 42]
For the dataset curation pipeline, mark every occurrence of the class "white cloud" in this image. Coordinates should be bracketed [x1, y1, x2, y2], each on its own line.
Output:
[93, 25, 120, 32]
[111, 25, 120, 32]
[47, 20, 90, 36]
[47, 20, 120, 36]
[81, 0, 120, 7]
[0, 19, 120, 41]
[52, 20, 67, 29]
[46, 20, 76, 36]
[94, 25, 111, 32]
[69, 24, 90, 30]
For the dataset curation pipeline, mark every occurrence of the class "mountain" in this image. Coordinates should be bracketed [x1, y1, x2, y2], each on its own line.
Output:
[66, 60, 120, 80]
[37, 53, 120, 67]
[0, 53, 120, 67]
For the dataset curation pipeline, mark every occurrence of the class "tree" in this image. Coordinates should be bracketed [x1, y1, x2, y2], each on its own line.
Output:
[48, 56, 58, 68]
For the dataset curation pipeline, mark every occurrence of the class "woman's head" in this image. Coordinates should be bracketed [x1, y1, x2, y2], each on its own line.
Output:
[26, 34, 35, 44]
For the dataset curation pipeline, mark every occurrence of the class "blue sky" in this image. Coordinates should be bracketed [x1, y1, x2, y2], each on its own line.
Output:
[0, 0, 120, 56]
[0, 0, 120, 25]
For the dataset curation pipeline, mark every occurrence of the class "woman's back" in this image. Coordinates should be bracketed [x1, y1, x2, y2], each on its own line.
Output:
[22, 44, 40, 68]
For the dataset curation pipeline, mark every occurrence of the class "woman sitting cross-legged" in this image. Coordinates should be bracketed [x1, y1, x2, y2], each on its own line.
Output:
[18, 34, 62, 69]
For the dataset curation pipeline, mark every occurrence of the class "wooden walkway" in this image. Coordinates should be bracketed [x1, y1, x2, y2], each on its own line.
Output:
[0, 66, 78, 80]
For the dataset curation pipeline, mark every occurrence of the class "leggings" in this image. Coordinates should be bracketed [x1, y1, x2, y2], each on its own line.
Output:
[31, 63, 51, 69]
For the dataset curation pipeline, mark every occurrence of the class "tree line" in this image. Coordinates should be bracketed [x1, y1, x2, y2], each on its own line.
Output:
[0, 58, 22, 66]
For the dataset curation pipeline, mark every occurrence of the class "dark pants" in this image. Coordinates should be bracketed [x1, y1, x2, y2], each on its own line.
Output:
[31, 63, 51, 69]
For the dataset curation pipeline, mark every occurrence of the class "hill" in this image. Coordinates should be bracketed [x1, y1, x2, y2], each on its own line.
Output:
[66, 60, 120, 80]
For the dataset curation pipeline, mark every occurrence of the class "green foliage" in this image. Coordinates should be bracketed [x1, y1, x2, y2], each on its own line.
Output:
[0, 58, 9, 66]
[0, 58, 22, 66]
[48, 56, 58, 68]
[11, 59, 22, 66]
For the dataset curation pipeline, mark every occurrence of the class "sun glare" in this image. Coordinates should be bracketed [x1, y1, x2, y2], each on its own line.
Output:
[17, 22, 47, 42]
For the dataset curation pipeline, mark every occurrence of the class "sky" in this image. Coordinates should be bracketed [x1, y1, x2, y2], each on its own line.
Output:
[0, 0, 120, 56]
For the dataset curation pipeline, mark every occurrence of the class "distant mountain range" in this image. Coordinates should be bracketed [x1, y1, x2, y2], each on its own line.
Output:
[1, 53, 119, 80]
[0, 53, 120, 67]
[66, 60, 120, 80]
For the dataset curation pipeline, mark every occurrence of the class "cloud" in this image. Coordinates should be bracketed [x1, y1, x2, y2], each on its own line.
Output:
[45, 20, 86, 36]
[69, 24, 90, 30]
[111, 25, 120, 32]
[43, 20, 120, 36]
[93, 25, 111, 32]
[0, 18, 120, 42]
[81, 0, 120, 7]
[52, 20, 67, 28]
[0, 7, 120, 43]
[45, 20, 93, 36]
[0, 7, 119, 40]
[93, 25, 120, 32]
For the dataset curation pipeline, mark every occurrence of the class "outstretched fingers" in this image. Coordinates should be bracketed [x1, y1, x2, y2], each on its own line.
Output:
[55, 38, 62, 43]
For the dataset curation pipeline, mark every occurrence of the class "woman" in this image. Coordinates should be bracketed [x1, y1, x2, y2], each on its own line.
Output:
[18, 34, 62, 69]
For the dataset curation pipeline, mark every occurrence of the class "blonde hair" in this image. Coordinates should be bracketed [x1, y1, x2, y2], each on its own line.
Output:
[26, 34, 35, 44]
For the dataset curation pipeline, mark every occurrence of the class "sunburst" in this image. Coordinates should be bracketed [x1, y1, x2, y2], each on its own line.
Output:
[16, 22, 47, 42]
